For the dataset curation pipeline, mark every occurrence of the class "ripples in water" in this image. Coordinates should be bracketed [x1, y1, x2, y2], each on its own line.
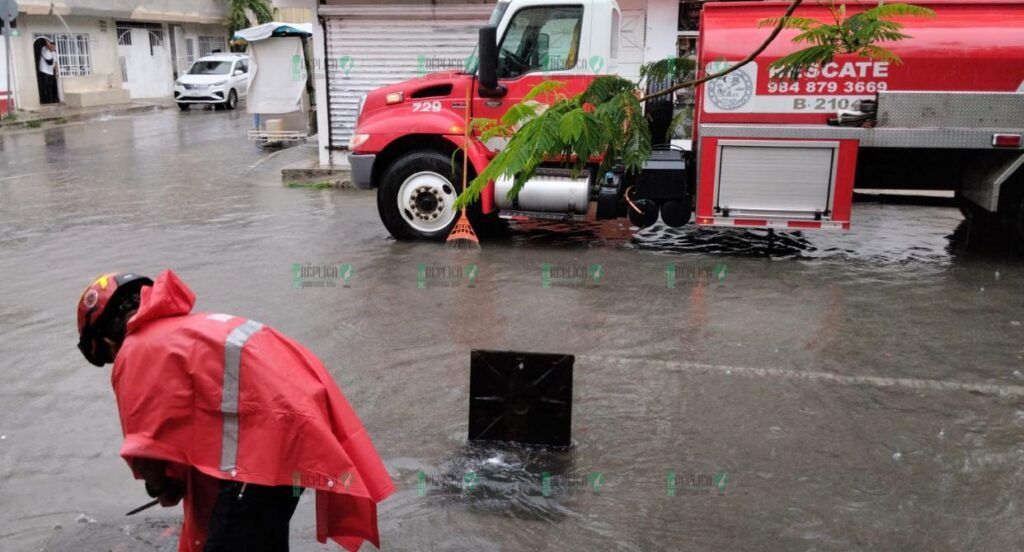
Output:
[394, 440, 590, 522]
[505, 204, 982, 264]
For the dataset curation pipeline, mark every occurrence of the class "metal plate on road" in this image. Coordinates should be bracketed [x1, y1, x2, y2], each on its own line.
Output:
[1, 0, 17, 23]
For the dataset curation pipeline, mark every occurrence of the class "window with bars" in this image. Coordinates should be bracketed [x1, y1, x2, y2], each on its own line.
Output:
[115, 22, 164, 55]
[186, 38, 195, 64]
[38, 33, 93, 76]
[149, 29, 164, 52]
[116, 26, 132, 45]
[198, 36, 227, 57]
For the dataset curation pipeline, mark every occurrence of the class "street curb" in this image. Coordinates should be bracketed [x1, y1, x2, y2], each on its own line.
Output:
[0, 103, 169, 131]
[282, 166, 354, 189]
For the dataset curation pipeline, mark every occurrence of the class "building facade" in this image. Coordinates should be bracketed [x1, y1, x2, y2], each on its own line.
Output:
[4, 0, 231, 110]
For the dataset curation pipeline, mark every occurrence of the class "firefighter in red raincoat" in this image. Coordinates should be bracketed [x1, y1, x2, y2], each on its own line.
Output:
[76, 270, 394, 552]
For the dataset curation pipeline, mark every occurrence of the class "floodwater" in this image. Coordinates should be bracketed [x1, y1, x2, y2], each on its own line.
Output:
[1, 109, 1022, 551]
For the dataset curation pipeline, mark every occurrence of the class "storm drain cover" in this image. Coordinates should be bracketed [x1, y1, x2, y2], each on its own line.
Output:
[468, 350, 574, 447]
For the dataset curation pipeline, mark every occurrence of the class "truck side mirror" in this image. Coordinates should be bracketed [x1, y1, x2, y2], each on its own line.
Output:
[477, 25, 506, 98]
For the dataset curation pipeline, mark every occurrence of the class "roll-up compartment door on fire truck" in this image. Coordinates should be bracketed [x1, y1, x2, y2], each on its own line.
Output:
[696, 137, 858, 230]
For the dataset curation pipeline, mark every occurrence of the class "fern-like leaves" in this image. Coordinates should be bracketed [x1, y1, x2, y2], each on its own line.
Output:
[762, 2, 934, 80]
[454, 76, 651, 209]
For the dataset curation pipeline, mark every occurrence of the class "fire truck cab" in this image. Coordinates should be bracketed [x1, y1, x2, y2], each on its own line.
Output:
[347, 0, 1024, 247]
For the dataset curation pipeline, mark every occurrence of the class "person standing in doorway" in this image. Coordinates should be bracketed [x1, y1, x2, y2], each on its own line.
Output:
[36, 37, 59, 104]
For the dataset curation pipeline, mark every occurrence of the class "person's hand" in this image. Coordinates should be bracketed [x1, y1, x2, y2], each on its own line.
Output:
[137, 458, 184, 507]
[157, 478, 184, 507]
[145, 477, 185, 507]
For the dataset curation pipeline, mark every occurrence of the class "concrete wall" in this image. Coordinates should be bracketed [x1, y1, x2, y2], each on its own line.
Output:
[13, 15, 125, 110]
[275, 8, 314, 24]
[173, 22, 233, 74]
[17, 1, 226, 23]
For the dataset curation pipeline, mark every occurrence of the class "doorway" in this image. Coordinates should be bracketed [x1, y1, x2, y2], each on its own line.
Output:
[32, 35, 60, 104]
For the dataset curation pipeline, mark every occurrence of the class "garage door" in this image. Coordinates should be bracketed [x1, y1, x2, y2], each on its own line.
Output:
[325, 5, 493, 147]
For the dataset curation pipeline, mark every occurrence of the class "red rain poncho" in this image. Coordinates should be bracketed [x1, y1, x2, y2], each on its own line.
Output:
[111, 270, 394, 551]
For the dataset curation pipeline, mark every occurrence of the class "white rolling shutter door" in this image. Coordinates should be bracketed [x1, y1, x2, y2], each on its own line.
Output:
[325, 6, 491, 147]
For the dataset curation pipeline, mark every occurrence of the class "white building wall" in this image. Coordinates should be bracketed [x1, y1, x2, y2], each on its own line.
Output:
[13, 15, 124, 109]
[175, 23, 231, 73]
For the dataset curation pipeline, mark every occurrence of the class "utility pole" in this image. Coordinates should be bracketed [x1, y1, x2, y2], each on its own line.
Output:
[1, 0, 18, 119]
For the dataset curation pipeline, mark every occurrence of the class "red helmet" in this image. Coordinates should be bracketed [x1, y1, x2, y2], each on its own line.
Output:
[77, 272, 152, 366]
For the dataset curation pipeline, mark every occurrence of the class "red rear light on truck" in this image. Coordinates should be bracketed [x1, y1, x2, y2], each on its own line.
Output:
[992, 134, 1022, 148]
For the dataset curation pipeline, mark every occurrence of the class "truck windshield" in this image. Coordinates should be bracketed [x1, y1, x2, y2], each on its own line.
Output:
[464, 1, 510, 74]
[188, 61, 232, 75]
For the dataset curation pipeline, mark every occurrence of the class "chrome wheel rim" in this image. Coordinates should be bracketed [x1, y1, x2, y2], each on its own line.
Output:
[397, 171, 458, 233]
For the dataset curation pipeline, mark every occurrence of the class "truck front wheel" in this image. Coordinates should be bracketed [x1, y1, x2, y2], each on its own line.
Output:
[378, 150, 505, 241]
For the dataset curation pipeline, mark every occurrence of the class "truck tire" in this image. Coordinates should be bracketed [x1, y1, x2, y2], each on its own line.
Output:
[377, 150, 506, 241]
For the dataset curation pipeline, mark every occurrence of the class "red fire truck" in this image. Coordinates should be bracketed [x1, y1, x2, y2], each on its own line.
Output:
[346, 0, 1024, 247]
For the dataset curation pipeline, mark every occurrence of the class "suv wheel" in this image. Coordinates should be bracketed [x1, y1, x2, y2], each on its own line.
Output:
[225, 89, 238, 110]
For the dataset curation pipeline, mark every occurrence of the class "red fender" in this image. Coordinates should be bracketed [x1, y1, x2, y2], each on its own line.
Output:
[443, 135, 496, 215]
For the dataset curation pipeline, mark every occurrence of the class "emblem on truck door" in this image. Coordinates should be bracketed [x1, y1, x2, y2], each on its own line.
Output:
[707, 62, 754, 111]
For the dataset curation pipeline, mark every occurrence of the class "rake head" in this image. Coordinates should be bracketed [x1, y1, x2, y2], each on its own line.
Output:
[446, 210, 480, 251]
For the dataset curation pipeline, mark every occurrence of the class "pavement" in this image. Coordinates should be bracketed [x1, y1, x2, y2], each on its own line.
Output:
[0, 97, 176, 130]
[1, 107, 1023, 552]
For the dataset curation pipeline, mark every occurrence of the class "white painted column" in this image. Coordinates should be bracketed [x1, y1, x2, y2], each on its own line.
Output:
[309, 2, 331, 167]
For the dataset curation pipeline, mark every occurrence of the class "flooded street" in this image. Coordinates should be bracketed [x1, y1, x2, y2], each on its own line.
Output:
[1, 109, 1023, 551]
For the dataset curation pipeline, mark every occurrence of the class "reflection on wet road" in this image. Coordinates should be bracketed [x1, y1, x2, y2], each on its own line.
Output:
[1, 110, 1022, 551]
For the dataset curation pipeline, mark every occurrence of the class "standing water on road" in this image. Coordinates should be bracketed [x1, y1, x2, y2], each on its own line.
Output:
[1, 110, 1022, 551]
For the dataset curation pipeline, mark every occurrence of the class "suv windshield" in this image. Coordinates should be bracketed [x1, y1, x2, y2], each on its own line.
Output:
[188, 60, 233, 75]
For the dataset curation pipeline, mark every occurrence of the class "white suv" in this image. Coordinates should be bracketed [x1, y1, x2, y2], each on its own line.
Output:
[175, 54, 249, 111]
